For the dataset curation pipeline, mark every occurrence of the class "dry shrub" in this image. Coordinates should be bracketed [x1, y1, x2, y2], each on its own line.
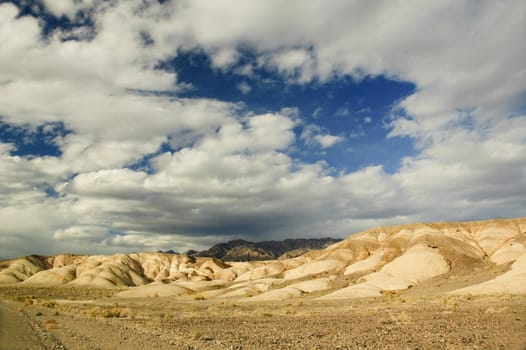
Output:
[285, 307, 295, 315]
[158, 312, 173, 320]
[86, 305, 129, 318]
[43, 318, 56, 330]
[41, 300, 57, 308]
[102, 307, 127, 318]
[381, 290, 398, 299]
[191, 331, 202, 340]
[122, 308, 135, 319]
[256, 307, 273, 317]
[86, 306, 102, 317]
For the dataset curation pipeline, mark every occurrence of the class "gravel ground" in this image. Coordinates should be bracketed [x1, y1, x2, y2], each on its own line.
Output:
[0, 300, 65, 350]
[1, 286, 525, 350]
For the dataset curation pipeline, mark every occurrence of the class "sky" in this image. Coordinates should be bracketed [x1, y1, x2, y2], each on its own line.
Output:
[0, 0, 525, 259]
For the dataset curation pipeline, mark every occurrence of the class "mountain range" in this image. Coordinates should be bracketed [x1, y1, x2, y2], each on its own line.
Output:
[183, 237, 342, 261]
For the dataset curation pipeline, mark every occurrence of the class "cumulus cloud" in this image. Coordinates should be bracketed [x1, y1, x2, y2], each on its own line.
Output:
[165, 1, 525, 125]
[315, 134, 345, 149]
[210, 48, 239, 69]
[258, 48, 316, 82]
[0, 1, 525, 258]
[301, 124, 344, 149]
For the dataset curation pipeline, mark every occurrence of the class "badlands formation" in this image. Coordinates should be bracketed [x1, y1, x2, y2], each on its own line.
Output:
[1, 217, 525, 300]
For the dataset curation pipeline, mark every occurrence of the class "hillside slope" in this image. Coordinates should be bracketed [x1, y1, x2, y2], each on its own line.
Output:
[1, 217, 525, 300]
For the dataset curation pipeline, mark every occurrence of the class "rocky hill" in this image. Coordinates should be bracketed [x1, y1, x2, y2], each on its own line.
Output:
[1, 217, 525, 301]
[193, 238, 341, 261]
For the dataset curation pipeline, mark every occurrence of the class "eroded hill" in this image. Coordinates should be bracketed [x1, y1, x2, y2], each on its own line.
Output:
[1, 217, 525, 301]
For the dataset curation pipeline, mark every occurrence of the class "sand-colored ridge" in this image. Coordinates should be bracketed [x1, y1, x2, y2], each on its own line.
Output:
[1, 217, 525, 301]
[323, 283, 384, 299]
[343, 248, 397, 277]
[449, 253, 526, 295]
[319, 244, 451, 300]
[0, 255, 49, 284]
[22, 265, 77, 285]
[114, 282, 192, 298]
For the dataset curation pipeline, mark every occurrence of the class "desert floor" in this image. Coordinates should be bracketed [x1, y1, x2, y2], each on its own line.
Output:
[0, 285, 525, 350]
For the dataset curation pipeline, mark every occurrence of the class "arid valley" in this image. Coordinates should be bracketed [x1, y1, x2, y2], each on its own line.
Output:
[2, 0, 526, 348]
[1, 217, 526, 349]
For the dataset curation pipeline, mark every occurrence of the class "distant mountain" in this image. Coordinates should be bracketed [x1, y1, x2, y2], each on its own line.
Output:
[192, 238, 342, 261]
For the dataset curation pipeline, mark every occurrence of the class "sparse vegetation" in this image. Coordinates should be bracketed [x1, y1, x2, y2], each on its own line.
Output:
[0, 284, 524, 349]
[191, 331, 202, 340]
[40, 300, 57, 308]
[43, 318, 56, 330]
[158, 312, 173, 320]
[85, 306, 128, 318]
[380, 290, 398, 298]
[101, 308, 122, 318]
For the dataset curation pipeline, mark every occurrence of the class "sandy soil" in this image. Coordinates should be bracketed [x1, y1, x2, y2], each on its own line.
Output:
[0, 300, 46, 350]
[0, 299, 65, 350]
[1, 285, 525, 350]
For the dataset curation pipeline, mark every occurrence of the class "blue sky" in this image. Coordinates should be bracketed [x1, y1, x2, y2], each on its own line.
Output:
[0, 0, 525, 258]
[170, 49, 417, 173]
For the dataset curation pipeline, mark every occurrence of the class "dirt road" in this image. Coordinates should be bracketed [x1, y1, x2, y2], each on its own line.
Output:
[0, 300, 65, 350]
[0, 301, 46, 350]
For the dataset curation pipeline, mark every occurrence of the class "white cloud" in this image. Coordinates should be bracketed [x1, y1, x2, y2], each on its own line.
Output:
[301, 124, 344, 149]
[194, 112, 295, 156]
[53, 225, 109, 241]
[259, 49, 316, 82]
[316, 134, 345, 148]
[393, 115, 526, 219]
[0, 1, 525, 258]
[210, 48, 239, 69]
[237, 81, 251, 94]
[157, 1, 525, 127]
[234, 64, 254, 77]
